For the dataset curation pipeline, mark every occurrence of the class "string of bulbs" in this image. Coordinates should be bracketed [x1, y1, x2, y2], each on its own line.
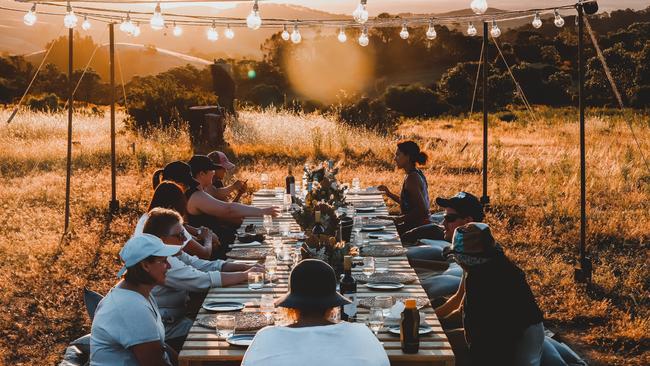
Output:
[14, 1, 594, 46]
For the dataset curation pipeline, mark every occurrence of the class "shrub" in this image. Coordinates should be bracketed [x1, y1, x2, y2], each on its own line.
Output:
[245, 84, 284, 108]
[382, 84, 448, 118]
[338, 97, 399, 134]
[25, 93, 61, 112]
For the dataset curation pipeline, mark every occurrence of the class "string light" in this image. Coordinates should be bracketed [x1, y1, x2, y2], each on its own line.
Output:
[399, 23, 409, 40]
[290, 23, 301, 44]
[131, 22, 141, 37]
[172, 21, 183, 36]
[23, 4, 37, 26]
[467, 22, 477, 36]
[337, 26, 347, 43]
[82, 16, 91, 31]
[352, 0, 369, 24]
[150, 2, 165, 30]
[247, 0, 262, 30]
[281, 24, 290, 41]
[64, 2, 78, 29]
[554, 9, 565, 27]
[224, 25, 235, 39]
[490, 19, 501, 37]
[358, 26, 369, 47]
[532, 12, 542, 29]
[470, 0, 488, 15]
[426, 20, 437, 40]
[120, 13, 134, 34]
[207, 21, 219, 41]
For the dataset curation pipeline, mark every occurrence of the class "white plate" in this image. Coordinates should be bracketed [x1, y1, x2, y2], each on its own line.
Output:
[365, 282, 404, 290]
[226, 334, 255, 346]
[202, 301, 245, 312]
[387, 325, 434, 335]
[361, 225, 386, 232]
[255, 190, 277, 197]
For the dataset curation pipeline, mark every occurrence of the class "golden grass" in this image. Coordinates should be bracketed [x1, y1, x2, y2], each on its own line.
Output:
[0, 106, 648, 365]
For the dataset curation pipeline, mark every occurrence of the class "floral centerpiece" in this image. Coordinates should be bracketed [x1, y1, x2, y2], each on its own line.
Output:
[301, 160, 347, 208]
[301, 234, 359, 276]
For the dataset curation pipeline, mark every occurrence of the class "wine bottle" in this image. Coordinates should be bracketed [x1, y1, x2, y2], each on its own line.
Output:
[400, 298, 420, 354]
[340, 256, 357, 322]
[312, 210, 325, 236]
[286, 165, 295, 196]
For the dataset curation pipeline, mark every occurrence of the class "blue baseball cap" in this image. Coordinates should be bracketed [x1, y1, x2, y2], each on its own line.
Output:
[117, 234, 180, 278]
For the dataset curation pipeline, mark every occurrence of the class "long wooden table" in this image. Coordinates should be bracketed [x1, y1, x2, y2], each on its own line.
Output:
[178, 190, 454, 366]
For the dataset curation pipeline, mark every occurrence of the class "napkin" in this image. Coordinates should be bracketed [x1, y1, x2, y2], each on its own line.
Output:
[384, 302, 427, 326]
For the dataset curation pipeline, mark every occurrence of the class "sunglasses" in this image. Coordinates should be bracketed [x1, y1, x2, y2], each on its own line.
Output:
[169, 230, 187, 241]
[443, 213, 464, 223]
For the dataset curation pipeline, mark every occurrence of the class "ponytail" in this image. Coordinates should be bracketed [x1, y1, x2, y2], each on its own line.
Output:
[152, 169, 164, 190]
[417, 151, 428, 165]
[397, 140, 428, 166]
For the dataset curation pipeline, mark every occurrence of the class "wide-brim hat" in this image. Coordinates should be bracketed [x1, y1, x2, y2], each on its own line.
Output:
[163, 161, 200, 190]
[276, 259, 351, 309]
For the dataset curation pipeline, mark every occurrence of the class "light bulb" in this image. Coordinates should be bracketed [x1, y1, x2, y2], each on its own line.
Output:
[532, 12, 542, 29]
[121, 13, 134, 34]
[131, 22, 141, 37]
[290, 24, 301, 44]
[173, 22, 183, 37]
[467, 22, 477, 36]
[82, 16, 91, 31]
[358, 27, 369, 47]
[64, 3, 78, 29]
[352, 0, 369, 24]
[490, 20, 501, 38]
[426, 21, 437, 40]
[337, 27, 347, 43]
[281, 25, 290, 41]
[23, 4, 37, 26]
[470, 0, 488, 15]
[150, 3, 165, 30]
[399, 23, 409, 40]
[207, 22, 219, 41]
[246, 0, 262, 30]
[224, 25, 235, 39]
[554, 10, 564, 27]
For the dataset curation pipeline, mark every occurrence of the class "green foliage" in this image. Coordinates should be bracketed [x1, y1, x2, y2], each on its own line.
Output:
[382, 84, 448, 118]
[24, 93, 61, 112]
[338, 97, 398, 134]
[247, 84, 284, 107]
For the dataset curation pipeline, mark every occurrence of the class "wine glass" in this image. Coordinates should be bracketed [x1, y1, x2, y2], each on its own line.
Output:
[260, 294, 275, 323]
[353, 216, 363, 245]
[368, 307, 384, 336]
[265, 255, 277, 286]
[375, 295, 393, 317]
[352, 177, 361, 192]
[263, 215, 273, 235]
[283, 193, 292, 212]
[260, 173, 269, 190]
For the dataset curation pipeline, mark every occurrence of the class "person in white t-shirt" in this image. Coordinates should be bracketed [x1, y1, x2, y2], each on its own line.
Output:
[141, 207, 264, 350]
[90, 233, 180, 366]
[242, 259, 390, 366]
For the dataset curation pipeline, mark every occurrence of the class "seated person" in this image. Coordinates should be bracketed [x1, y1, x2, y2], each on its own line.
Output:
[152, 160, 279, 258]
[90, 234, 181, 366]
[206, 150, 247, 202]
[408, 191, 484, 265]
[136, 180, 219, 260]
[435, 223, 544, 366]
[377, 141, 431, 238]
[242, 259, 389, 366]
[142, 207, 263, 349]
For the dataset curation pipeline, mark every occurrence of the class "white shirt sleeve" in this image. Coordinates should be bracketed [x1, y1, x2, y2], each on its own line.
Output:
[178, 252, 225, 271]
[164, 256, 222, 291]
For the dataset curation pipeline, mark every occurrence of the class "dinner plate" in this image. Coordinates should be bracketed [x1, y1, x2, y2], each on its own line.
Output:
[202, 301, 245, 312]
[361, 225, 386, 232]
[387, 325, 434, 335]
[365, 281, 404, 290]
[368, 233, 397, 240]
[255, 190, 277, 197]
[355, 207, 376, 213]
[226, 334, 255, 347]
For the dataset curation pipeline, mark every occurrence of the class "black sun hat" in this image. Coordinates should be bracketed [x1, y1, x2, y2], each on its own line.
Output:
[162, 161, 200, 190]
[188, 155, 220, 177]
[276, 259, 351, 309]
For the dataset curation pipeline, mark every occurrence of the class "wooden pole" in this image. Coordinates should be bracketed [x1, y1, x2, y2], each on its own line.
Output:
[481, 21, 490, 206]
[64, 28, 73, 233]
[109, 22, 120, 213]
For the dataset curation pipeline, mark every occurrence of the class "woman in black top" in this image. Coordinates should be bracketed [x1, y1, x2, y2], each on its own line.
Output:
[378, 141, 431, 237]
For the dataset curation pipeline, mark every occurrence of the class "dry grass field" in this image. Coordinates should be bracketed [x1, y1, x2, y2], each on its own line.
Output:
[0, 107, 648, 365]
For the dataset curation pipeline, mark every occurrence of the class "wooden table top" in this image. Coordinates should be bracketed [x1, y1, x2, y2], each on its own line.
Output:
[178, 191, 454, 366]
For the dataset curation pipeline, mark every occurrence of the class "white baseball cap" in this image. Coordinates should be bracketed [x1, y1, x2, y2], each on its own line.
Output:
[117, 233, 181, 278]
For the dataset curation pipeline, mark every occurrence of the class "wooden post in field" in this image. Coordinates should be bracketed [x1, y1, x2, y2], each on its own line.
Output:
[575, 3, 592, 284]
[109, 22, 120, 214]
[64, 28, 73, 233]
[481, 21, 490, 206]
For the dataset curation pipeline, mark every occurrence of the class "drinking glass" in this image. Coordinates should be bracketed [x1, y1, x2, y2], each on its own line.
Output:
[260, 294, 275, 322]
[367, 307, 384, 336]
[353, 216, 363, 245]
[248, 272, 264, 290]
[260, 173, 269, 189]
[263, 215, 273, 235]
[375, 295, 393, 317]
[352, 177, 361, 192]
[328, 306, 340, 323]
[265, 255, 277, 286]
[273, 238, 283, 260]
[275, 187, 285, 198]
[281, 244, 292, 261]
[279, 221, 291, 236]
[347, 204, 356, 217]
[283, 193, 292, 212]
[375, 258, 389, 274]
[362, 257, 375, 276]
[216, 314, 236, 339]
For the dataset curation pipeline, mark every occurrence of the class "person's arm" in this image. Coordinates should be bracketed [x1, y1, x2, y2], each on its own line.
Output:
[435, 273, 466, 318]
[377, 184, 401, 204]
[131, 341, 175, 366]
[189, 190, 279, 219]
[221, 261, 264, 272]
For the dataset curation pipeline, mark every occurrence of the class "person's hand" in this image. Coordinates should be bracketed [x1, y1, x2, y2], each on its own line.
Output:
[235, 180, 248, 193]
[263, 206, 281, 217]
[245, 265, 265, 273]
[377, 185, 390, 194]
[198, 226, 212, 242]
